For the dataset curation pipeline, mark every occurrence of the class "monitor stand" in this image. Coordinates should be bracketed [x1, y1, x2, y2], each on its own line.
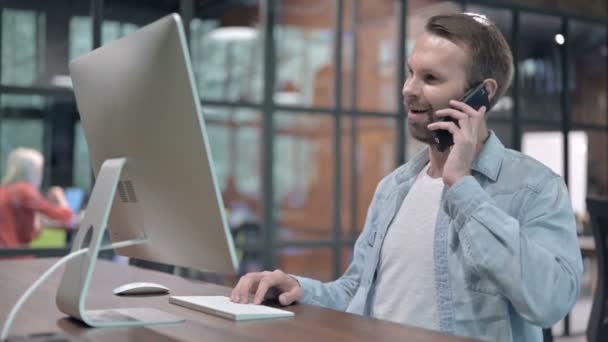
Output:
[55, 157, 184, 328]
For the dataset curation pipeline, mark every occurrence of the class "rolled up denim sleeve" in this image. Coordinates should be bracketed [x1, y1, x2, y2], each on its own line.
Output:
[445, 175, 583, 327]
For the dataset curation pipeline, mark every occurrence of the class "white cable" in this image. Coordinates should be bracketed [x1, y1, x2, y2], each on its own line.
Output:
[1, 238, 148, 341]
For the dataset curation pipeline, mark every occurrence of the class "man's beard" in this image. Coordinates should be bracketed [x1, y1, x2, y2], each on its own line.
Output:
[407, 111, 437, 145]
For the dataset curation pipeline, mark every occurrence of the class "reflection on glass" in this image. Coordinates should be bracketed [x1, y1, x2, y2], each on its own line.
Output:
[569, 21, 607, 126]
[275, 1, 334, 107]
[1, 2, 90, 87]
[190, 1, 262, 103]
[202, 106, 262, 228]
[518, 14, 562, 122]
[275, 112, 333, 241]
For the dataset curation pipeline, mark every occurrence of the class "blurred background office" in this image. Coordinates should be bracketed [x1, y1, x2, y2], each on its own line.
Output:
[0, 0, 605, 337]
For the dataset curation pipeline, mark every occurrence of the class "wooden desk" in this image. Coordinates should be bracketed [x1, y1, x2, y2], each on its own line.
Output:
[0, 258, 476, 342]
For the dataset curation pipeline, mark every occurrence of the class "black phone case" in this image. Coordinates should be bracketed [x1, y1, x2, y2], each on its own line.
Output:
[433, 83, 490, 152]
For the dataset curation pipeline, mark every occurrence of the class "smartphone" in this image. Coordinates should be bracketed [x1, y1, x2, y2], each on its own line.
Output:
[433, 82, 490, 152]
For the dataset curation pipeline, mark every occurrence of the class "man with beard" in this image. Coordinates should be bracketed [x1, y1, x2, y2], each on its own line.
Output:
[230, 13, 582, 342]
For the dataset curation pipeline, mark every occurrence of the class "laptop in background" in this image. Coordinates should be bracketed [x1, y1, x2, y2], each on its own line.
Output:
[64, 187, 85, 213]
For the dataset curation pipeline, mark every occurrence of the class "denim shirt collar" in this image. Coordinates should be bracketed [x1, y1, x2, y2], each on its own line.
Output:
[394, 131, 505, 185]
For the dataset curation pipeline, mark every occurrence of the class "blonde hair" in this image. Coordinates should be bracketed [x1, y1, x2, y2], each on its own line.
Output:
[1, 148, 44, 187]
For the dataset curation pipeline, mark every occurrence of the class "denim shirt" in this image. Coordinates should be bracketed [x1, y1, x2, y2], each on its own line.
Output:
[293, 132, 583, 342]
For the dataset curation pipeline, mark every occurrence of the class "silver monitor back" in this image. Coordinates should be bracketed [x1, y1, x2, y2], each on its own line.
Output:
[70, 13, 238, 274]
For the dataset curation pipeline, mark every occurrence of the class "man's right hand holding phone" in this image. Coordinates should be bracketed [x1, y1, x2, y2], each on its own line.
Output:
[428, 99, 488, 186]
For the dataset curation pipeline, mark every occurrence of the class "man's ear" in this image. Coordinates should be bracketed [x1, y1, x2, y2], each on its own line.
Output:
[483, 79, 499, 102]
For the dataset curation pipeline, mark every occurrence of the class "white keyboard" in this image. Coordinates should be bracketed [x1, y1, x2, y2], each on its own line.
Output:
[169, 295, 295, 321]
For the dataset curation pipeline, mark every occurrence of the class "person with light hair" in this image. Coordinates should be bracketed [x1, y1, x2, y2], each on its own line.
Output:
[0, 148, 73, 247]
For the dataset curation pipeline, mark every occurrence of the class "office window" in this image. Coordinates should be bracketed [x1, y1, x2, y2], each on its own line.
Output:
[275, 112, 333, 242]
[518, 13, 563, 123]
[69, 16, 92, 60]
[0, 119, 44, 181]
[569, 21, 607, 126]
[1, 1, 89, 88]
[343, 0, 400, 113]
[275, 0, 335, 108]
[0, 95, 45, 177]
[190, 1, 263, 103]
[202, 106, 262, 225]
[1, 8, 38, 86]
[342, 116, 396, 236]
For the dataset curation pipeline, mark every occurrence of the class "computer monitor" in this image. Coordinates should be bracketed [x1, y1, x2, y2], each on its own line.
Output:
[55, 13, 238, 328]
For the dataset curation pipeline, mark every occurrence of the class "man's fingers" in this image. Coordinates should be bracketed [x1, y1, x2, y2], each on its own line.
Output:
[254, 276, 278, 305]
[278, 286, 303, 306]
[231, 270, 300, 305]
[427, 121, 459, 134]
[434, 108, 468, 121]
[231, 272, 264, 303]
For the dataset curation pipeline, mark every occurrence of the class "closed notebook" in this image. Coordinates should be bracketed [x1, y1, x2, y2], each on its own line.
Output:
[169, 295, 295, 321]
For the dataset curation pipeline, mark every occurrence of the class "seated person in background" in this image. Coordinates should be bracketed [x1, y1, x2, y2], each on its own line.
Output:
[231, 13, 582, 342]
[0, 148, 73, 247]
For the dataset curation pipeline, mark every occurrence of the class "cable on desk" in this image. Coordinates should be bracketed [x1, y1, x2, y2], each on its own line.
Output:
[1, 238, 149, 341]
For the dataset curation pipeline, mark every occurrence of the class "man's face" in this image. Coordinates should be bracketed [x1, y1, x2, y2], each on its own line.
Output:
[402, 31, 470, 144]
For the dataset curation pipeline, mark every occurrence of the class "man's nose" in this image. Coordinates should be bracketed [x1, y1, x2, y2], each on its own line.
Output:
[402, 78, 420, 100]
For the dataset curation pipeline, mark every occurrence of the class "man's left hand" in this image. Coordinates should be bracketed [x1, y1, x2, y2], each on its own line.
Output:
[427, 99, 487, 187]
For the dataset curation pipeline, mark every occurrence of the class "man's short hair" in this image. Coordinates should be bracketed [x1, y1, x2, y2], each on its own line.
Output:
[426, 13, 514, 110]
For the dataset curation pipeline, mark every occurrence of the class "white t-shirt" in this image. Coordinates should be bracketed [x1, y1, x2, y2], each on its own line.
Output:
[371, 163, 444, 330]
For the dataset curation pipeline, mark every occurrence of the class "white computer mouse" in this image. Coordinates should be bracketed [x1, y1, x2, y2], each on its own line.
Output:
[113, 282, 170, 296]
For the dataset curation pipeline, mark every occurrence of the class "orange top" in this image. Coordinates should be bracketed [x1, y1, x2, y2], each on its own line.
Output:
[0, 182, 73, 247]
